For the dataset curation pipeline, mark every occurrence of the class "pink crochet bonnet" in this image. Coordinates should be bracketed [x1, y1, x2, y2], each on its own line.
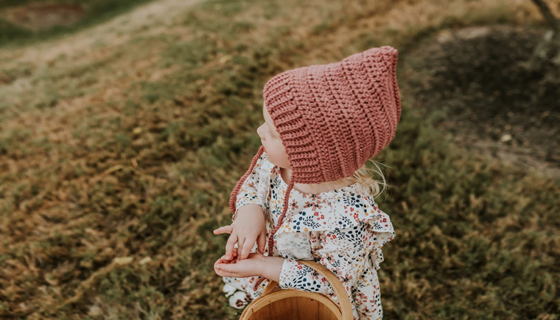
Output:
[229, 46, 401, 287]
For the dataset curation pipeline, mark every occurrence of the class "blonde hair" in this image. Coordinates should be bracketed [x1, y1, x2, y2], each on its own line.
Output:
[349, 159, 389, 199]
[322, 158, 389, 199]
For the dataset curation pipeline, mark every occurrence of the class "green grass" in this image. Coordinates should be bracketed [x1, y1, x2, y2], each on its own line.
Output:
[0, 0, 154, 47]
[0, 0, 558, 319]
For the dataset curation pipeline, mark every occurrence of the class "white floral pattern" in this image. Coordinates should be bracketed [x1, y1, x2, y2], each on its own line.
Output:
[229, 291, 250, 309]
[223, 152, 395, 319]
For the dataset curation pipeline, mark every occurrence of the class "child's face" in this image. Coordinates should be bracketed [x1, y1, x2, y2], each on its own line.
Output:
[257, 104, 291, 169]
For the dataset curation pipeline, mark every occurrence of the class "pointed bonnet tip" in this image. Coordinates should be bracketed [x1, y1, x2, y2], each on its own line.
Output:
[358, 46, 398, 66]
[380, 45, 399, 62]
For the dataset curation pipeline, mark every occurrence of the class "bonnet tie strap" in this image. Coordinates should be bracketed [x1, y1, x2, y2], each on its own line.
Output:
[229, 146, 265, 215]
[253, 180, 294, 291]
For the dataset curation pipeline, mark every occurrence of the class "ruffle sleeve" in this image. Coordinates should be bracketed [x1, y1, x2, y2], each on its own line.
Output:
[232, 152, 274, 221]
[278, 224, 369, 320]
[277, 185, 396, 270]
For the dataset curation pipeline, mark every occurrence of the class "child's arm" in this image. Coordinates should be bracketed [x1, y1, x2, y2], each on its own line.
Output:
[259, 256, 285, 282]
[214, 152, 272, 261]
[214, 252, 284, 281]
[215, 223, 395, 290]
[231, 152, 271, 221]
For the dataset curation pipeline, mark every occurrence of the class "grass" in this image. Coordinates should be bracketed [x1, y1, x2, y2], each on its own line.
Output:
[0, 0, 155, 47]
[0, 0, 559, 319]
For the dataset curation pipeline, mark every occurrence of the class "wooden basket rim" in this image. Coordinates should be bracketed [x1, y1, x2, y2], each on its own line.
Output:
[239, 260, 353, 320]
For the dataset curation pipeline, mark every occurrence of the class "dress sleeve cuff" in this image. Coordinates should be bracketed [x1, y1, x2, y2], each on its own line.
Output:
[278, 258, 301, 289]
[235, 197, 263, 211]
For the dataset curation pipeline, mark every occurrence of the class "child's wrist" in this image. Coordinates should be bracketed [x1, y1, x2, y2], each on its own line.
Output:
[234, 205, 264, 223]
[258, 256, 285, 282]
[238, 203, 262, 210]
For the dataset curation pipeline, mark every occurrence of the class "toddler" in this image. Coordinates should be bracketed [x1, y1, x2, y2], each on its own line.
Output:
[213, 46, 401, 319]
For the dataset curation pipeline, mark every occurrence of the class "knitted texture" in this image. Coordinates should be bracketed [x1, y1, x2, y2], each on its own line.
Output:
[228, 46, 402, 291]
[263, 45, 401, 184]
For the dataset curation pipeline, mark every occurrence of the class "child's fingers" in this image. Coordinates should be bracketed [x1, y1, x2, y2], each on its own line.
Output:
[257, 232, 266, 254]
[216, 255, 234, 264]
[240, 238, 254, 260]
[213, 225, 233, 235]
[215, 256, 227, 266]
[215, 261, 244, 277]
[214, 264, 238, 278]
[237, 238, 246, 261]
[225, 234, 238, 260]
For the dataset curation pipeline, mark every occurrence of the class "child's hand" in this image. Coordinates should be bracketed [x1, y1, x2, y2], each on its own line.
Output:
[219, 247, 238, 263]
[214, 252, 265, 278]
[213, 204, 266, 262]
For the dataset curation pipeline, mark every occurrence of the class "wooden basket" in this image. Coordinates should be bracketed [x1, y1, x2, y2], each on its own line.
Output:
[239, 260, 353, 320]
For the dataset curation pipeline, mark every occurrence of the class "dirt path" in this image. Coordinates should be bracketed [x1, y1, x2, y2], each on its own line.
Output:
[0, 0, 204, 65]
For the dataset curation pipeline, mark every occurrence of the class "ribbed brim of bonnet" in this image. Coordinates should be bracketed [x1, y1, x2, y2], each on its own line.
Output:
[263, 46, 401, 184]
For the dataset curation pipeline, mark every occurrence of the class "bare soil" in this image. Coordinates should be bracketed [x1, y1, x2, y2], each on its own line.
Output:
[404, 25, 560, 178]
[3, 3, 85, 30]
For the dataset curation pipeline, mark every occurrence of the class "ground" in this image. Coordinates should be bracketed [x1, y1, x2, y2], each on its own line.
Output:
[3, 4, 85, 31]
[0, 0, 559, 319]
[404, 25, 560, 178]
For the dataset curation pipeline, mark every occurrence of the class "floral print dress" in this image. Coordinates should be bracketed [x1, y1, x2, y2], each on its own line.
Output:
[222, 152, 395, 320]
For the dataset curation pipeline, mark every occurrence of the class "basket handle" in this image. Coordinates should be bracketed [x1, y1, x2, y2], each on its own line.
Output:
[261, 260, 353, 320]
